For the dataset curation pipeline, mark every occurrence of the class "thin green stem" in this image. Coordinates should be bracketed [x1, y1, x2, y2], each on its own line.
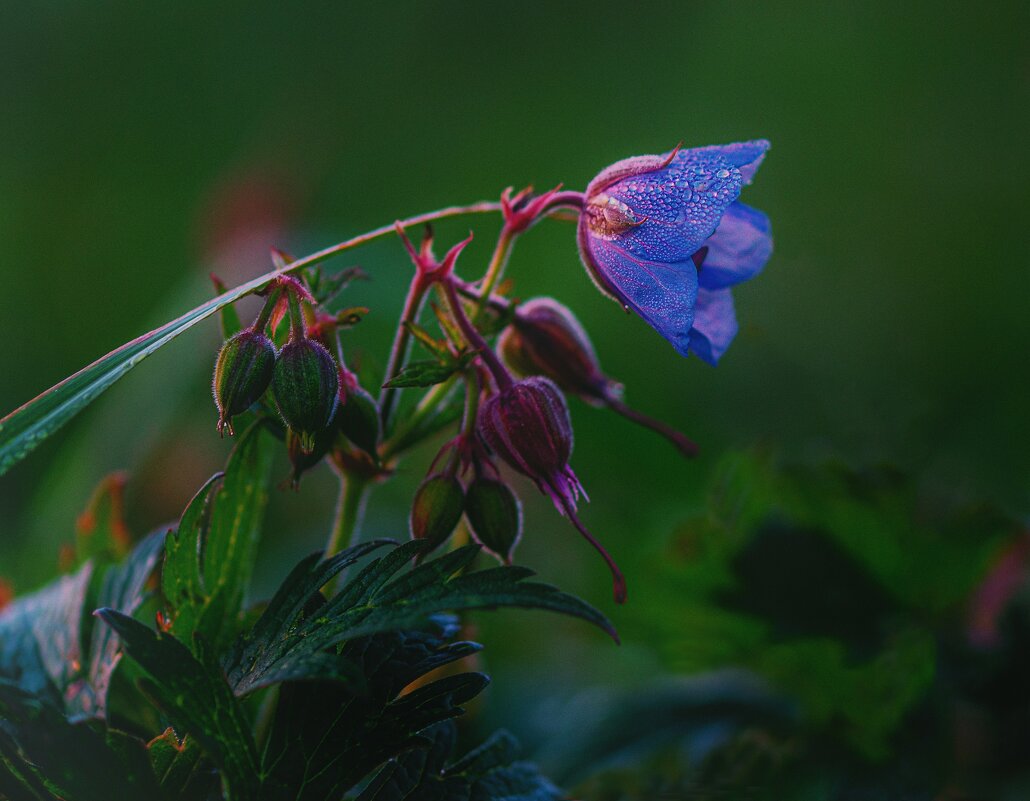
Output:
[378, 275, 429, 433]
[470, 229, 515, 325]
[380, 374, 460, 461]
[250, 287, 282, 332]
[326, 471, 370, 560]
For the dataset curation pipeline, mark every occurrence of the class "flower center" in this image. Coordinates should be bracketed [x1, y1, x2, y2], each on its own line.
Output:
[584, 194, 645, 240]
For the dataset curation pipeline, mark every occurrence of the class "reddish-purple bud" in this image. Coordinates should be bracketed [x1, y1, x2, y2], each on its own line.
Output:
[464, 476, 523, 564]
[272, 338, 340, 453]
[476, 377, 582, 511]
[500, 297, 698, 460]
[213, 329, 277, 437]
[499, 298, 620, 405]
[477, 376, 627, 603]
[410, 474, 466, 554]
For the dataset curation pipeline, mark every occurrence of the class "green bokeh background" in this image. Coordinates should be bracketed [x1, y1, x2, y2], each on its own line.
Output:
[1, 0, 1027, 780]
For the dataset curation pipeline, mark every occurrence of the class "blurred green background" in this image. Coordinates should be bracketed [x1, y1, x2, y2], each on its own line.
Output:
[1, 0, 1028, 793]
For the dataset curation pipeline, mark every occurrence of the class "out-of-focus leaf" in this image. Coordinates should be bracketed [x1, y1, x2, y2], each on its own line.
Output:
[225, 541, 615, 695]
[66, 529, 165, 720]
[0, 681, 160, 801]
[95, 610, 260, 800]
[0, 562, 93, 705]
[162, 423, 273, 654]
[536, 671, 794, 786]
[359, 721, 563, 801]
[0, 267, 281, 477]
[72, 472, 132, 568]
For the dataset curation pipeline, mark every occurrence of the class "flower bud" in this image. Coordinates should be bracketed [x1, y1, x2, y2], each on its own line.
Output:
[464, 476, 522, 564]
[476, 376, 581, 511]
[478, 376, 627, 603]
[336, 381, 381, 456]
[410, 474, 466, 554]
[212, 329, 276, 436]
[499, 298, 619, 404]
[272, 338, 340, 453]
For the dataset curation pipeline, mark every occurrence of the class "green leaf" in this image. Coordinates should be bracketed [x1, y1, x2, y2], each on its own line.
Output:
[225, 541, 616, 696]
[0, 266, 282, 477]
[0, 681, 160, 801]
[147, 730, 210, 800]
[96, 610, 260, 801]
[359, 721, 563, 801]
[162, 423, 273, 654]
[404, 320, 451, 360]
[382, 359, 462, 389]
[307, 265, 368, 307]
[0, 561, 94, 704]
[260, 620, 488, 799]
[210, 274, 244, 339]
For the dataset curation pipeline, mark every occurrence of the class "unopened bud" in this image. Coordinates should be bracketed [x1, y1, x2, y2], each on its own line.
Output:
[213, 329, 276, 436]
[477, 376, 580, 510]
[464, 476, 522, 564]
[499, 298, 618, 404]
[410, 474, 466, 554]
[337, 380, 381, 456]
[272, 338, 340, 453]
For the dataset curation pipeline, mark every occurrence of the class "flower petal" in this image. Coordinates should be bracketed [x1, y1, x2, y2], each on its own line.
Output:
[688, 288, 738, 365]
[698, 201, 773, 290]
[689, 139, 770, 184]
[578, 225, 699, 357]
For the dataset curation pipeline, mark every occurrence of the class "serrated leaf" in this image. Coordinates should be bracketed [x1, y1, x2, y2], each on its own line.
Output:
[96, 610, 260, 801]
[382, 360, 461, 389]
[225, 543, 615, 696]
[223, 540, 395, 695]
[405, 321, 451, 360]
[0, 562, 93, 704]
[0, 681, 159, 801]
[260, 622, 490, 799]
[162, 423, 273, 654]
[359, 721, 563, 801]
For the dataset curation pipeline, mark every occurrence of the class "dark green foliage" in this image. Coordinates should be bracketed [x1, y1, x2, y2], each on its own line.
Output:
[162, 422, 273, 655]
[358, 722, 562, 801]
[95, 610, 261, 800]
[225, 540, 615, 698]
[0, 682, 160, 801]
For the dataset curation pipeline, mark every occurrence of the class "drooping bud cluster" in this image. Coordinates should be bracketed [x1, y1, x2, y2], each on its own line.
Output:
[476, 376, 625, 602]
[477, 376, 583, 511]
[213, 329, 277, 436]
[272, 338, 339, 454]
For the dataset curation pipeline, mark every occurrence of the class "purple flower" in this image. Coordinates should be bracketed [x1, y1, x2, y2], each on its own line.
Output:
[577, 140, 772, 363]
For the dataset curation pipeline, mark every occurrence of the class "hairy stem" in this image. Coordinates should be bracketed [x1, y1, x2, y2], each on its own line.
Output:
[444, 279, 513, 392]
[471, 229, 515, 325]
